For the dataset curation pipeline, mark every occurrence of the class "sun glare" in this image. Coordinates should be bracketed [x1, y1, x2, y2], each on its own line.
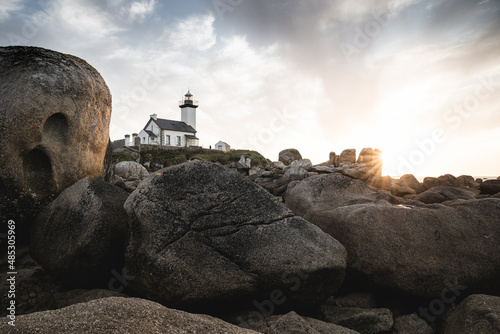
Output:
[369, 88, 432, 177]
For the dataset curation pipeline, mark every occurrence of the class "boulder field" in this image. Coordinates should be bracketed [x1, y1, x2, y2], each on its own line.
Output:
[4, 46, 500, 333]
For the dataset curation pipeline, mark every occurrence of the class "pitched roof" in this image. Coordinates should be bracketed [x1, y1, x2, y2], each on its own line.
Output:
[146, 130, 157, 137]
[151, 118, 196, 133]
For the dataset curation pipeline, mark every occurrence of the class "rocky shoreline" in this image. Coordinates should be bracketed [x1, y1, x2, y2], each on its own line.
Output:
[1, 46, 500, 334]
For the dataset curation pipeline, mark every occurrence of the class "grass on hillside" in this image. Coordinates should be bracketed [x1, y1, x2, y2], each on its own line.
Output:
[111, 151, 137, 164]
[135, 148, 270, 169]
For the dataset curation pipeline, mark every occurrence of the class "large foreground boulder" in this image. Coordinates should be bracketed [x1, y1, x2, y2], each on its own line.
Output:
[124, 161, 346, 311]
[285, 174, 500, 299]
[444, 294, 500, 334]
[30, 178, 129, 287]
[0, 46, 111, 236]
[303, 198, 500, 299]
[1, 297, 258, 333]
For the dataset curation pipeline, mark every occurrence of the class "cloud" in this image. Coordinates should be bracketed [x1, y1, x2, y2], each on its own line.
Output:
[129, 0, 155, 22]
[2, 0, 500, 175]
[165, 14, 216, 51]
[0, 0, 23, 22]
[55, 0, 125, 38]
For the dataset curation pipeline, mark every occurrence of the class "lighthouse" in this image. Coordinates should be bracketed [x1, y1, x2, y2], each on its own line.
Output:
[179, 90, 198, 130]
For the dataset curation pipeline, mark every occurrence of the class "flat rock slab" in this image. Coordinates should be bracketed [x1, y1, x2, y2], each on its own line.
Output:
[247, 311, 360, 334]
[415, 186, 476, 204]
[124, 161, 347, 311]
[1, 297, 259, 333]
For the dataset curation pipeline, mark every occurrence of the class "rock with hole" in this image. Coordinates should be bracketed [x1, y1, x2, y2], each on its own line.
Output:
[0, 46, 111, 235]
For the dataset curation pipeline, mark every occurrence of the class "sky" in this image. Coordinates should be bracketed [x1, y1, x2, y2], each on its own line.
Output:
[1, 0, 499, 177]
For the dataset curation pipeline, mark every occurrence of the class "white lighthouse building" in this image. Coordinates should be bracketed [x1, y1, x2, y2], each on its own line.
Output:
[180, 90, 198, 130]
[133, 90, 200, 147]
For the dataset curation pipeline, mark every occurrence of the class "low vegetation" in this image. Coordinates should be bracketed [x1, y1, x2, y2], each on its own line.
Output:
[113, 148, 270, 169]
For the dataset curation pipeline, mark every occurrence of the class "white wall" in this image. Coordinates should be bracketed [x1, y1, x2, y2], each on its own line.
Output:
[146, 121, 160, 135]
[181, 107, 196, 130]
[215, 141, 229, 151]
[161, 129, 195, 147]
[138, 129, 159, 145]
[139, 119, 196, 147]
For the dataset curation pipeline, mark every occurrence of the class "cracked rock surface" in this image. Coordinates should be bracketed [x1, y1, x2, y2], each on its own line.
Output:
[124, 161, 347, 311]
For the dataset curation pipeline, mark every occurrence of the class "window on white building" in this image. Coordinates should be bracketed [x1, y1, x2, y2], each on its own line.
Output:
[165, 135, 170, 145]
[176, 136, 181, 146]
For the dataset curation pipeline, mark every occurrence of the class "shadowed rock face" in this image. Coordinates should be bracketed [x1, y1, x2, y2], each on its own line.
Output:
[285, 173, 500, 299]
[0, 46, 111, 233]
[30, 178, 130, 288]
[444, 294, 500, 334]
[124, 161, 347, 312]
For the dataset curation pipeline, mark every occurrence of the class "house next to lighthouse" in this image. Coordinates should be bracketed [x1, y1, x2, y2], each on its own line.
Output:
[136, 90, 200, 147]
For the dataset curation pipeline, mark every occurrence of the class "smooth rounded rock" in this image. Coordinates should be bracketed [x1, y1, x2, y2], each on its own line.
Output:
[0, 46, 111, 233]
[279, 148, 303, 166]
[30, 178, 129, 287]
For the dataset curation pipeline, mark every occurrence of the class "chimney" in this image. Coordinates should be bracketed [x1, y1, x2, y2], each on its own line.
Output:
[151, 113, 157, 120]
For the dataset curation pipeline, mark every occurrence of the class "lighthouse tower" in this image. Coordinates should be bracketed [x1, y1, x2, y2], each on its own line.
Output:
[179, 90, 198, 130]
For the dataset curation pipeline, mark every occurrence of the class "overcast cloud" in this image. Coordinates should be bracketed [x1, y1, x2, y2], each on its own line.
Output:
[1, 0, 499, 176]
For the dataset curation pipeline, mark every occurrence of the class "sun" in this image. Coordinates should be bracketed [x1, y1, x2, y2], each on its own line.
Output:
[364, 89, 430, 177]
